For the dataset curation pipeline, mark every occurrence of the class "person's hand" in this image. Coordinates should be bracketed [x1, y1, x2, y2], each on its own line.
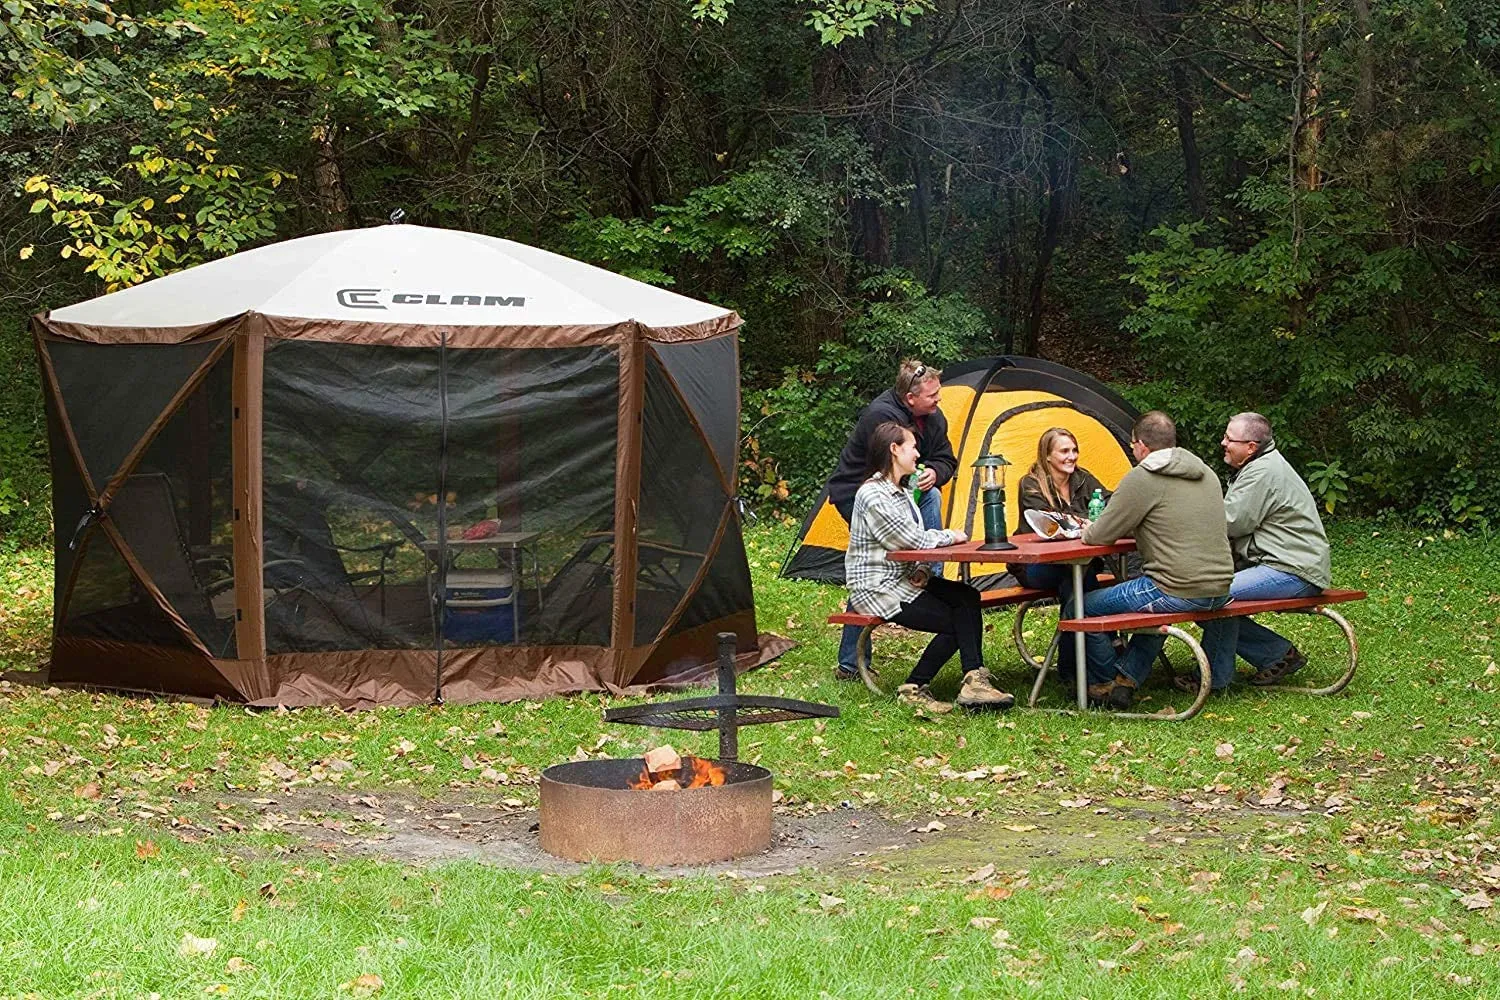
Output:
[916, 466, 938, 490]
[949, 529, 969, 544]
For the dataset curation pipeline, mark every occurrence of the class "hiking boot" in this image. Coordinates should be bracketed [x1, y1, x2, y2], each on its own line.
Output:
[834, 665, 859, 682]
[896, 683, 953, 714]
[1087, 674, 1137, 709]
[955, 668, 1015, 711]
[1250, 646, 1307, 686]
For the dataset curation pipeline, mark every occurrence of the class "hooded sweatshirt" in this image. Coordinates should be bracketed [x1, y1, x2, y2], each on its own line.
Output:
[1082, 447, 1233, 598]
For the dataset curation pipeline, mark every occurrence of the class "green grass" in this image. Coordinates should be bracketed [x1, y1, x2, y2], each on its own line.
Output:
[0, 521, 1497, 997]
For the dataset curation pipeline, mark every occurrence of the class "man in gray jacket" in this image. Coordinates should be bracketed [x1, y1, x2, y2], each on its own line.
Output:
[1219, 412, 1332, 685]
[1072, 411, 1235, 708]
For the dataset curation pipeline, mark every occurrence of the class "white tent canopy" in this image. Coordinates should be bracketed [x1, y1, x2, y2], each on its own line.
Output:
[48, 224, 731, 330]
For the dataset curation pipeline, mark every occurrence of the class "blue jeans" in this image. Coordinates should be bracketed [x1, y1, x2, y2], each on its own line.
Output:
[1223, 565, 1320, 669]
[839, 487, 943, 672]
[1064, 576, 1232, 688]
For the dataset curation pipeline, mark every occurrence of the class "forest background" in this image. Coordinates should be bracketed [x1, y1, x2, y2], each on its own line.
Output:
[4, 0, 1500, 550]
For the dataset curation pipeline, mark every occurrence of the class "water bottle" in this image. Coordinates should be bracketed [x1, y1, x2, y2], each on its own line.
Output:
[912, 463, 927, 504]
[1087, 488, 1105, 521]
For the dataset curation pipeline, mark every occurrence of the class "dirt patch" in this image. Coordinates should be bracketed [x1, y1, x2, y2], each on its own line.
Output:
[205, 788, 1306, 879]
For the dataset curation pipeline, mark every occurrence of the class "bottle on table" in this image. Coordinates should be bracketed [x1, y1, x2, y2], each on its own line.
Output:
[1087, 488, 1105, 521]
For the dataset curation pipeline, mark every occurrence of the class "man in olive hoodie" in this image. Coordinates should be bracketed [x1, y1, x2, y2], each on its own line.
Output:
[1071, 411, 1235, 709]
[1220, 412, 1332, 685]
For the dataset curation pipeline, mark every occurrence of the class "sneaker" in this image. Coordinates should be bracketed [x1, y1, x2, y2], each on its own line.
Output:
[896, 683, 953, 714]
[954, 668, 1015, 711]
[834, 665, 859, 682]
[1250, 646, 1307, 686]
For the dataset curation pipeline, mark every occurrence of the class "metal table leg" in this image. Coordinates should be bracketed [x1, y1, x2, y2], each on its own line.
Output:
[1072, 562, 1087, 710]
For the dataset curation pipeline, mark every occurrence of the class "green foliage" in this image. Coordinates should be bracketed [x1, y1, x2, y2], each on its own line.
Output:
[0, 0, 138, 126]
[1123, 181, 1500, 526]
[804, 0, 926, 45]
[0, 314, 48, 550]
[1303, 460, 1349, 515]
[24, 131, 288, 289]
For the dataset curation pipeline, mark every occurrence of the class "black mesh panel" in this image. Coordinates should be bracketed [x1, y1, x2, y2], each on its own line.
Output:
[61, 528, 194, 649]
[46, 340, 219, 491]
[262, 341, 442, 654]
[634, 355, 727, 644]
[46, 386, 91, 624]
[444, 347, 618, 648]
[108, 353, 237, 657]
[262, 341, 619, 654]
[669, 512, 755, 636]
[652, 337, 738, 485]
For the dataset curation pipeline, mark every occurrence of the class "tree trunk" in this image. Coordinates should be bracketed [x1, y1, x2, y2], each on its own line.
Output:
[1351, 0, 1375, 129]
[1023, 150, 1068, 357]
[1171, 61, 1207, 218]
[310, 119, 350, 230]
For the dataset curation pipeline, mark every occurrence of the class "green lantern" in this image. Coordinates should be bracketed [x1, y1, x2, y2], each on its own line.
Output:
[973, 452, 1015, 551]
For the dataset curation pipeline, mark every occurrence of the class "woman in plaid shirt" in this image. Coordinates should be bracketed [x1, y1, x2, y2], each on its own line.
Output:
[846, 422, 1015, 713]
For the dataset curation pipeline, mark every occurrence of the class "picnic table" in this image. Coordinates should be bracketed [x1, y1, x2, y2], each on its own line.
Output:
[886, 533, 1133, 711]
[833, 532, 1367, 721]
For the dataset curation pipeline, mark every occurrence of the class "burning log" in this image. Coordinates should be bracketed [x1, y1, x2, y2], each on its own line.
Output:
[627, 745, 728, 790]
[643, 745, 681, 775]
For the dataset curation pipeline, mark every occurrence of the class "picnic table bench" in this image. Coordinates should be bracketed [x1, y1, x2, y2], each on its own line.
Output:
[829, 583, 1366, 722]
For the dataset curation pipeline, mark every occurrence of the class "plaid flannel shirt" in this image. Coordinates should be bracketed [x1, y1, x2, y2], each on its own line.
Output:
[845, 475, 958, 619]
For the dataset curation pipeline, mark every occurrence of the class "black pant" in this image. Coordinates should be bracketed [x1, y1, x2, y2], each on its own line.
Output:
[890, 577, 984, 686]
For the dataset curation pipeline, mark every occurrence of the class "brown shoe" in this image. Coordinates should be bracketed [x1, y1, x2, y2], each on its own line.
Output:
[896, 683, 953, 714]
[1086, 679, 1116, 707]
[1250, 646, 1306, 686]
[955, 668, 1015, 711]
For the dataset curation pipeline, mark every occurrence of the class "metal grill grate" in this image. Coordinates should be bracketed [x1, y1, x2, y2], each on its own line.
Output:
[602, 634, 838, 760]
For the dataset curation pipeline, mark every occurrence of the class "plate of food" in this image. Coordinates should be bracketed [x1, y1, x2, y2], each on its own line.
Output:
[1024, 509, 1084, 541]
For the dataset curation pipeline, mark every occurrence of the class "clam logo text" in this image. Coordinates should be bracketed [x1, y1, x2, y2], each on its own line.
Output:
[336, 288, 527, 310]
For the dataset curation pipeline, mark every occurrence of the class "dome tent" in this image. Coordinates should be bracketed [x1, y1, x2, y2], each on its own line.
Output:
[35, 224, 789, 707]
[780, 355, 1139, 584]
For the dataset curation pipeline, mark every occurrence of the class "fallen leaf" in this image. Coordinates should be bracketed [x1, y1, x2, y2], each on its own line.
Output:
[969, 916, 1000, 929]
[819, 894, 845, 911]
[1215, 742, 1235, 760]
[1003, 824, 1037, 833]
[179, 933, 219, 958]
[1337, 905, 1386, 924]
[339, 973, 384, 996]
[964, 864, 996, 883]
[1300, 901, 1327, 926]
[74, 782, 101, 800]
[1460, 891, 1492, 911]
[225, 956, 254, 974]
[914, 820, 946, 833]
[230, 899, 248, 923]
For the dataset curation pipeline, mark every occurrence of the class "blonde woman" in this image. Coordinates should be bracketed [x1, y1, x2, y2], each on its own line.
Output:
[1010, 427, 1110, 594]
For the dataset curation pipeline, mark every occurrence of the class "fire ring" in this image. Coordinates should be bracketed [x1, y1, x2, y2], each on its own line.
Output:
[539, 758, 772, 865]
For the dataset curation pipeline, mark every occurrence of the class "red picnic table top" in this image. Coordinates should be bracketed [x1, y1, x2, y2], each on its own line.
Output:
[885, 532, 1136, 564]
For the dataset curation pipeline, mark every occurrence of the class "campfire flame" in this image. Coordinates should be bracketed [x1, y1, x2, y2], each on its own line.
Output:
[628, 756, 727, 790]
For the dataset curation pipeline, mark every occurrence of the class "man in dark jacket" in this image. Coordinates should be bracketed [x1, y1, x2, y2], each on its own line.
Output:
[830, 360, 959, 680]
